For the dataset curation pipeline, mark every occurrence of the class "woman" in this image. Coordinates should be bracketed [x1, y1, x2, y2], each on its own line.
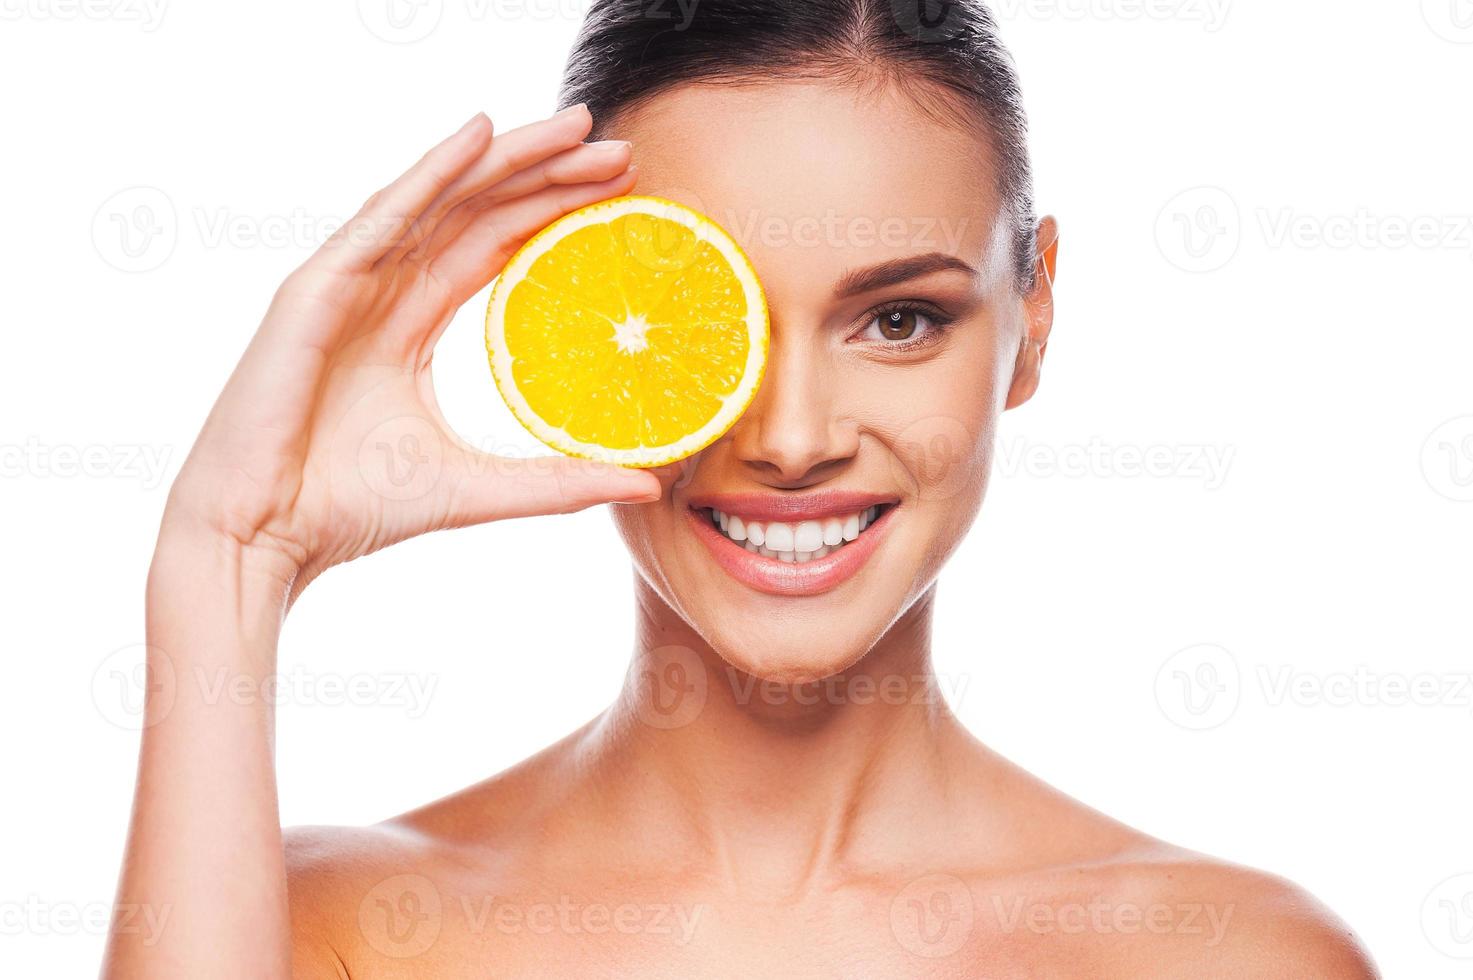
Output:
[105, 1, 1378, 975]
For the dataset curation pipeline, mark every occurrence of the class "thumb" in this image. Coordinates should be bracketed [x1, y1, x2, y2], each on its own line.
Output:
[446, 451, 663, 525]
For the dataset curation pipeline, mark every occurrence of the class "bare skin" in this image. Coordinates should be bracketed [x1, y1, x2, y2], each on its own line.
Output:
[104, 79, 1378, 979]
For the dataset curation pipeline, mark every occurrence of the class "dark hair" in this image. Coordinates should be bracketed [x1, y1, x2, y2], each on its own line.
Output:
[559, 0, 1038, 289]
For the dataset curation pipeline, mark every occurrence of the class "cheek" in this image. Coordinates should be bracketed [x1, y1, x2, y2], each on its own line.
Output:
[851, 356, 1003, 507]
[609, 503, 658, 571]
[609, 497, 695, 599]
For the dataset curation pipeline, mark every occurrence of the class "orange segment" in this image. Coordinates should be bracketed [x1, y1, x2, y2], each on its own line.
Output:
[485, 196, 768, 468]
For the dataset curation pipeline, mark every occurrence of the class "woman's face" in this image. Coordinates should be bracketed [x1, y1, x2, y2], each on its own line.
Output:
[607, 79, 1055, 683]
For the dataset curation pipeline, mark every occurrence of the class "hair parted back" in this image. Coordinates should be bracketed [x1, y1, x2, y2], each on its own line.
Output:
[559, 0, 1039, 289]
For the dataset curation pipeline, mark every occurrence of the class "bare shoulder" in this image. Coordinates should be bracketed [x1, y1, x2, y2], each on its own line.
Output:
[281, 738, 583, 976]
[941, 745, 1378, 977]
[1147, 852, 1378, 978]
[995, 842, 1381, 979]
[283, 821, 452, 977]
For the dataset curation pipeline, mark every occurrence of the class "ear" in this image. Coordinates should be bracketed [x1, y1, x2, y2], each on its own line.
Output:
[1005, 216, 1059, 410]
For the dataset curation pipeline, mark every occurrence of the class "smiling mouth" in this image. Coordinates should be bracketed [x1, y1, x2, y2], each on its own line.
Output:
[698, 504, 895, 563]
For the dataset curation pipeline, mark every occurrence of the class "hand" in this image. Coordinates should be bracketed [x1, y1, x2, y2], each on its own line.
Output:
[160, 106, 660, 598]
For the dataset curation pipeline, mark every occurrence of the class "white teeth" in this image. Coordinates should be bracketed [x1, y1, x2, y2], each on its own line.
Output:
[709, 506, 888, 561]
[764, 522, 795, 552]
[794, 520, 823, 552]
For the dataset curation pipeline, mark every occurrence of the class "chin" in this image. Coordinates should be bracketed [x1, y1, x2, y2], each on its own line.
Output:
[704, 621, 881, 687]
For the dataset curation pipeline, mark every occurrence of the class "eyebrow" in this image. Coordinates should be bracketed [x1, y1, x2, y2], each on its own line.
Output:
[832, 251, 979, 299]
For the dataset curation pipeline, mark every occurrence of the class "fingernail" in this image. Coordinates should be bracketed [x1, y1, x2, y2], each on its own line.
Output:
[589, 140, 631, 152]
[460, 111, 488, 132]
[556, 102, 588, 119]
[613, 488, 661, 504]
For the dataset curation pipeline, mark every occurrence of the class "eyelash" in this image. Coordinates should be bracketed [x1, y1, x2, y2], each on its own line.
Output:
[851, 301, 955, 353]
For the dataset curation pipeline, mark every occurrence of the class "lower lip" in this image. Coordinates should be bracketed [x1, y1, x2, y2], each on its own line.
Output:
[686, 505, 896, 597]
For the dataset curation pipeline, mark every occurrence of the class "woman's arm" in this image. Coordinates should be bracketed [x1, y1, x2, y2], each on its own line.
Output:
[111, 532, 298, 975]
[102, 107, 658, 979]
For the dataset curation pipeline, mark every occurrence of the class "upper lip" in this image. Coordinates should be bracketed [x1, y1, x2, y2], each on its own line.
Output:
[685, 490, 900, 522]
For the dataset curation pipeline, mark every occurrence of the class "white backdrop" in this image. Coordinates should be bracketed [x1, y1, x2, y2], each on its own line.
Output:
[2, 1, 1471, 975]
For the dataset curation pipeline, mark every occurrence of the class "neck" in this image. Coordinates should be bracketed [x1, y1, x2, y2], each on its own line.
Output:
[579, 576, 973, 897]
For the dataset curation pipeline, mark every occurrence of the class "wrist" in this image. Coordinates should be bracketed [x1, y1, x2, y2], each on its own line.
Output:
[149, 519, 297, 636]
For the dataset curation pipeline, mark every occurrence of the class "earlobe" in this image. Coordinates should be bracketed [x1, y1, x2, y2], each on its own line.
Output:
[1004, 217, 1059, 411]
[1004, 337, 1042, 409]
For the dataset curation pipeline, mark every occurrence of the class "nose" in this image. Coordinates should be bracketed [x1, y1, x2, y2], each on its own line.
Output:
[728, 328, 859, 486]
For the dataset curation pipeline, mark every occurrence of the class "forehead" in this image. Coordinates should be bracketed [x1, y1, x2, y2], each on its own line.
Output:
[608, 79, 1009, 291]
